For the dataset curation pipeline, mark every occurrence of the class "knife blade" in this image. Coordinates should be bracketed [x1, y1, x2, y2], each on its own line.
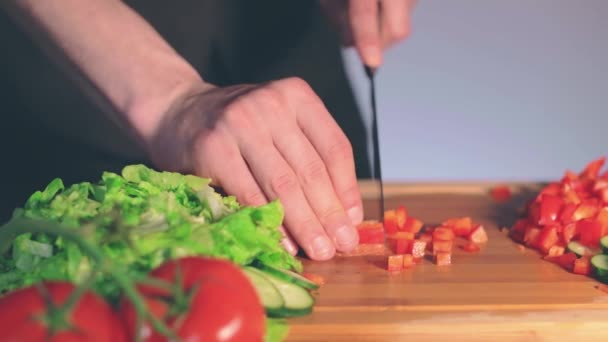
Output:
[364, 65, 385, 219]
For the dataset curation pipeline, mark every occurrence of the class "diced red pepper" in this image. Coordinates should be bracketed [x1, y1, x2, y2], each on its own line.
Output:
[432, 227, 455, 241]
[597, 188, 608, 204]
[402, 254, 416, 268]
[463, 241, 481, 253]
[573, 256, 592, 276]
[537, 226, 560, 254]
[469, 224, 488, 244]
[528, 202, 541, 225]
[540, 183, 561, 197]
[580, 156, 606, 180]
[419, 233, 433, 244]
[386, 232, 413, 254]
[383, 210, 398, 235]
[302, 273, 326, 286]
[442, 217, 473, 237]
[545, 252, 577, 272]
[577, 218, 603, 248]
[538, 195, 563, 226]
[387, 255, 404, 272]
[559, 203, 577, 225]
[596, 207, 608, 229]
[562, 188, 582, 205]
[410, 240, 427, 259]
[433, 239, 453, 254]
[490, 185, 512, 202]
[395, 206, 408, 231]
[547, 244, 565, 257]
[562, 170, 579, 182]
[561, 223, 578, 244]
[356, 221, 385, 244]
[572, 199, 599, 221]
[402, 217, 423, 234]
[523, 226, 542, 248]
[434, 252, 451, 266]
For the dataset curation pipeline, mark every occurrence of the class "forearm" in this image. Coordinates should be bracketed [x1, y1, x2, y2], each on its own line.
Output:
[5, 0, 207, 143]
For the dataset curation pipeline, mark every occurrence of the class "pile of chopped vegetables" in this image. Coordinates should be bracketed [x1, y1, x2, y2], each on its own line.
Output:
[0, 164, 316, 341]
[509, 156, 608, 283]
[356, 206, 488, 272]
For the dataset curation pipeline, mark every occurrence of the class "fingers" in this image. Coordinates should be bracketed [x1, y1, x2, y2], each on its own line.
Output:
[379, 0, 411, 48]
[272, 118, 358, 252]
[279, 78, 364, 228]
[349, 0, 382, 67]
[193, 127, 299, 255]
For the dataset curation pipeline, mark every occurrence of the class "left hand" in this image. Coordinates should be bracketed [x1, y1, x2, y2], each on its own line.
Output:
[320, 0, 417, 68]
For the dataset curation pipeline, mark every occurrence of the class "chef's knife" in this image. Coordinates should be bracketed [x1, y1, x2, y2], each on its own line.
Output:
[364, 65, 385, 219]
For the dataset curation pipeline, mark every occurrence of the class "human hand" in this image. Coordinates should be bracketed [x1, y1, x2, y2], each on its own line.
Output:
[149, 78, 364, 261]
[320, 0, 416, 67]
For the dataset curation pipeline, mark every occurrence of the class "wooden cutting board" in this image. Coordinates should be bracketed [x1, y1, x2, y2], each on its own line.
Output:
[285, 182, 608, 341]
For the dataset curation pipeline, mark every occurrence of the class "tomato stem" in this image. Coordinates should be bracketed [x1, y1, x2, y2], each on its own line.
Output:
[0, 217, 181, 341]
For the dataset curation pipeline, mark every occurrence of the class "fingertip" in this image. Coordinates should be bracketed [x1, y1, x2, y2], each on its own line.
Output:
[362, 45, 382, 68]
[333, 225, 359, 252]
[308, 235, 336, 261]
[347, 206, 364, 226]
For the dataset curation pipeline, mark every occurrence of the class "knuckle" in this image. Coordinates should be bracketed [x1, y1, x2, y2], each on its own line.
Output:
[327, 136, 353, 162]
[282, 77, 312, 95]
[254, 87, 284, 112]
[318, 205, 345, 227]
[299, 159, 328, 186]
[240, 190, 266, 206]
[270, 171, 299, 195]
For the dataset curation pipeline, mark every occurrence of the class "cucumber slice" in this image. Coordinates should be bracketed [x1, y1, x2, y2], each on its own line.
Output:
[242, 267, 284, 316]
[567, 241, 599, 257]
[601, 236, 608, 254]
[591, 254, 608, 283]
[258, 271, 315, 317]
[254, 263, 319, 290]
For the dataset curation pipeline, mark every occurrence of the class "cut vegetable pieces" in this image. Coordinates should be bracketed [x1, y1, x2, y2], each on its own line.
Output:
[243, 267, 284, 316]
[254, 263, 319, 290]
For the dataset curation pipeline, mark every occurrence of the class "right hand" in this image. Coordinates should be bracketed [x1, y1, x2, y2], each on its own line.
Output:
[149, 77, 364, 260]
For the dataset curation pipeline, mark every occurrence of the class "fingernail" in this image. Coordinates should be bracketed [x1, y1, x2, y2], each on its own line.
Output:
[347, 206, 363, 226]
[311, 236, 335, 260]
[334, 225, 358, 251]
[281, 237, 299, 256]
[364, 45, 382, 68]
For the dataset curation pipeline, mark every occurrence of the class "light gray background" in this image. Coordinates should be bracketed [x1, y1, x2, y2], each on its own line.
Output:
[342, 0, 607, 182]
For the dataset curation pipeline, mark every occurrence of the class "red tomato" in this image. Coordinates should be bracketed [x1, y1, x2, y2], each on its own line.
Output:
[121, 256, 265, 342]
[0, 281, 126, 342]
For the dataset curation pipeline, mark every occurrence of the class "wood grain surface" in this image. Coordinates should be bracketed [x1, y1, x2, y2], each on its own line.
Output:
[285, 182, 608, 341]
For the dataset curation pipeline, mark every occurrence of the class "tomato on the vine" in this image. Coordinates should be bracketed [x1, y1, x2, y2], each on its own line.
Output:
[0, 281, 126, 342]
[121, 256, 265, 342]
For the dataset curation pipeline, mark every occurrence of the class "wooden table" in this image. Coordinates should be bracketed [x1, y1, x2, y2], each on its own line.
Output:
[286, 182, 608, 341]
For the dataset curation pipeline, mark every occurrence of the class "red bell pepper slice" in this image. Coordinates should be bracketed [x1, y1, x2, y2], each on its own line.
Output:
[580, 156, 606, 180]
[442, 217, 473, 237]
[468, 224, 488, 244]
[432, 227, 455, 241]
[402, 254, 416, 268]
[402, 217, 423, 234]
[434, 252, 451, 266]
[538, 195, 563, 226]
[395, 206, 408, 231]
[387, 255, 404, 272]
[463, 241, 481, 253]
[537, 226, 560, 254]
[490, 185, 512, 202]
[410, 240, 427, 259]
[302, 273, 326, 286]
[383, 210, 398, 235]
[573, 256, 592, 276]
[356, 221, 385, 244]
[539, 183, 561, 197]
[386, 232, 413, 254]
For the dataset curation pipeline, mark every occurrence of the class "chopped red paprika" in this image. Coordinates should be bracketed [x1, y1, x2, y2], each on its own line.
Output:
[572, 199, 599, 221]
[383, 210, 398, 235]
[402, 254, 416, 268]
[395, 206, 408, 230]
[356, 220, 385, 244]
[523, 226, 542, 248]
[386, 233, 413, 254]
[469, 225, 488, 244]
[410, 240, 427, 259]
[434, 252, 451, 266]
[573, 256, 592, 276]
[490, 185, 512, 202]
[387, 255, 404, 272]
[580, 156, 606, 180]
[537, 226, 560, 254]
[402, 217, 423, 234]
[462, 241, 481, 253]
[433, 227, 455, 241]
[433, 239, 453, 254]
[302, 273, 326, 286]
[538, 195, 563, 226]
[547, 244, 565, 257]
